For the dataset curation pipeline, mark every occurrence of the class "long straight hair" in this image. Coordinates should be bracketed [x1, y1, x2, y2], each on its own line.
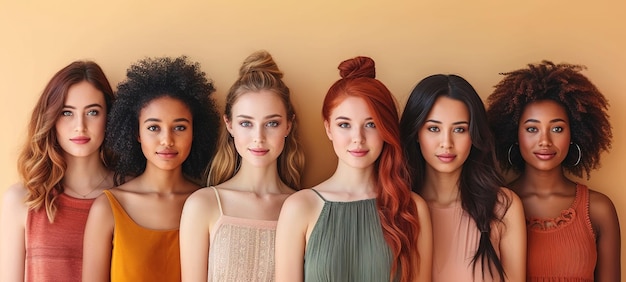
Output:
[18, 61, 114, 222]
[399, 74, 510, 281]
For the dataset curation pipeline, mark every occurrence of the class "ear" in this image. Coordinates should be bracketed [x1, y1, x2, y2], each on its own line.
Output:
[324, 120, 332, 141]
[223, 114, 233, 135]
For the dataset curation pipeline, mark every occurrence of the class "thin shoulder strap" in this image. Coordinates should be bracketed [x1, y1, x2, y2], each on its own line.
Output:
[310, 189, 327, 202]
[210, 186, 224, 215]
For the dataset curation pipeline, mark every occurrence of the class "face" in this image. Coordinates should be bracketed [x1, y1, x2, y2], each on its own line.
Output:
[518, 99, 571, 172]
[324, 96, 383, 170]
[226, 90, 291, 168]
[418, 96, 472, 175]
[138, 96, 193, 172]
[55, 81, 107, 159]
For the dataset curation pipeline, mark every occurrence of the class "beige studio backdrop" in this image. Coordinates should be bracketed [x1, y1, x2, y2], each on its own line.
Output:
[1, 0, 624, 277]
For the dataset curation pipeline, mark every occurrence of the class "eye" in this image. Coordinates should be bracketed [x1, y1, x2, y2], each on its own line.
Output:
[365, 122, 376, 128]
[453, 127, 466, 133]
[174, 125, 187, 131]
[86, 109, 99, 116]
[427, 126, 439, 132]
[61, 111, 73, 117]
[338, 123, 350, 128]
[239, 121, 252, 127]
[525, 127, 538, 133]
[266, 121, 279, 127]
[147, 125, 159, 132]
[552, 126, 563, 133]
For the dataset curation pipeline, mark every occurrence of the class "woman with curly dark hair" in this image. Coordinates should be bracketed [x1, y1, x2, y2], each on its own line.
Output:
[82, 56, 220, 282]
[0, 60, 115, 282]
[486, 61, 620, 281]
[399, 74, 526, 281]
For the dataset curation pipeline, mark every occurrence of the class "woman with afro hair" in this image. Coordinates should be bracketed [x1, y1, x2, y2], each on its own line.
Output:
[487, 61, 620, 281]
[82, 56, 220, 282]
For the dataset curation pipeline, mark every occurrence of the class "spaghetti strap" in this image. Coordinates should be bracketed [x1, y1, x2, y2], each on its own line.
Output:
[310, 189, 327, 202]
[210, 186, 224, 215]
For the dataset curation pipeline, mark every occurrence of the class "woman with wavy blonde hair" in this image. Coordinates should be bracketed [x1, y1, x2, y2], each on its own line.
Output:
[276, 56, 432, 282]
[0, 60, 115, 282]
[180, 50, 304, 281]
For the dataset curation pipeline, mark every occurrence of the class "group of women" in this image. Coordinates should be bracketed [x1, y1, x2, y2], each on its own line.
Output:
[0, 51, 620, 282]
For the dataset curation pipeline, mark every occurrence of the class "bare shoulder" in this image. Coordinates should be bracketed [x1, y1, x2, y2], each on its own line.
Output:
[183, 187, 218, 213]
[497, 186, 524, 220]
[282, 188, 323, 213]
[2, 183, 28, 208]
[587, 188, 619, 223]
[410, 192, 429, 212]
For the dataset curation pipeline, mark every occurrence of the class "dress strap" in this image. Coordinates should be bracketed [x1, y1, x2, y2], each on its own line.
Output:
[210, 186, 224, 216]
[310, 189, 327, 202]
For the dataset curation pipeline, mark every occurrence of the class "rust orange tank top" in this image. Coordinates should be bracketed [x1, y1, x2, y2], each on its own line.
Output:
[526, 184, 596, 282]
[104, 190, 181, 282]
[25, 193, 93, 282]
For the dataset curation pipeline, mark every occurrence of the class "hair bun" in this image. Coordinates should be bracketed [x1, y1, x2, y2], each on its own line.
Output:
[338, 56, 376, 79]
[239, 50, 283, 79]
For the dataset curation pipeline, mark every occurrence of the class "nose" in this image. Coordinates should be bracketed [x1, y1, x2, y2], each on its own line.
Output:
[74, 114, 86, 132]
[160, 131, 174, 147]
[440, 131, 452, 149]
[253, 126, 265, 143]
[352, 127, 365, 144]
[538, 131, 552, 147]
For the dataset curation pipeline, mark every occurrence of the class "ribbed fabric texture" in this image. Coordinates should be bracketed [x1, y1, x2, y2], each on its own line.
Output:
[207, 187, 277, 282]
[304, 189, 394, 282]
[25, 193, 94, 282]
[429, 201, 502, 282]
[104, 190, 181, 282]
[526, 184, 596, 282]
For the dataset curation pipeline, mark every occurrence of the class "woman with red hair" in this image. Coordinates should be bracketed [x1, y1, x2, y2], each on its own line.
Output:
[276, 56, 432, 282]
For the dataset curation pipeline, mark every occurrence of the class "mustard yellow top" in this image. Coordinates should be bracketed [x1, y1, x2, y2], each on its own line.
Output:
[104, 190, 181, 282]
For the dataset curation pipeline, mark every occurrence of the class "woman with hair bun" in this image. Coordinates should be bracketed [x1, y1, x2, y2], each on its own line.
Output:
[180, 50, 304, 281]
[487, 61, 620, 281]
[276, 56, 432, 282]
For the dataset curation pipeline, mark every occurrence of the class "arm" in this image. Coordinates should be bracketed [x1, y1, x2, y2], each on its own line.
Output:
[180, 189, 216, 282]
[0, 184, 28, 282]
[82, 194, 114, 282]
[589, 191, 621, 282]
[411, 193, 433, 281]
[498, 188, 526, 282]
[275, 192, 315, 282]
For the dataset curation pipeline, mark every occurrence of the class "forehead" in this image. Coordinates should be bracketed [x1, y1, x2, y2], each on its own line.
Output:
[64, 81, 105, 105]
[139, 96, 191, 119]
[425, 96, 469, 121]
[232, 90, 286, 116]
[330, 96, 371, 118]
[521, 99, 568, 122]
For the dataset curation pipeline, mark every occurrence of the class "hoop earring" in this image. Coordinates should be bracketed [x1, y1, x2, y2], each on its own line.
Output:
[507, 143, 518, 166]
[570, 142, 582, 167]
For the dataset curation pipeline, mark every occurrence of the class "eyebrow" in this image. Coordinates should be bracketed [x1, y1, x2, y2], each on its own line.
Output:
[235, 114, 283, 119]
[425, 119, 469, 125]
[523, 118, 567, 124]
[335, 116, 373, 121]
[143, 118, 191, 123]
[62, 103, 103, 109]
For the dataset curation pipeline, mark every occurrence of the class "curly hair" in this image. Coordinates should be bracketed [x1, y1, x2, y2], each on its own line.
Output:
[486, 60, 612, 179]
[399, 74, 510, 281]
[18, 60, 114, 222]
[107, 56, 220, 185]
[208, 50, 305, 189]
[323, 56, 420, 282]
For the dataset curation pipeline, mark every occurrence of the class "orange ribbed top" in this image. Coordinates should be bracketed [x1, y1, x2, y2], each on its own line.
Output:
[104, 190, 181, 282]
[526, 184, 596, 282]
[25, 193, 94, 282]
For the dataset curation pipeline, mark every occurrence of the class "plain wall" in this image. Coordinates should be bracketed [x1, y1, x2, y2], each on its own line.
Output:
[1, 0, 624, 278]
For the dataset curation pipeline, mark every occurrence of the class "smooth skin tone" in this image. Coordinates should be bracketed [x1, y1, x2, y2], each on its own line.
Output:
[510, 99, 620, 281]
[82, 96, 200, 282]
[179, 90, 295, 282]
[419, 96, 526, 281]
[0, 81, 113, 282]
[275, 97, 433, 281]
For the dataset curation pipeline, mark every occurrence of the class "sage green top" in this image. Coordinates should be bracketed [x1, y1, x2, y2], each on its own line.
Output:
[304, 189, 394, 282]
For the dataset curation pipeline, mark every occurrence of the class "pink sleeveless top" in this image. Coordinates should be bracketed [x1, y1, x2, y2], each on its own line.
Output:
[429, 201, 502, 282]
[526, 184, 597, 282]
[207, 187, 277, 282]
[25, 193, 94, 282]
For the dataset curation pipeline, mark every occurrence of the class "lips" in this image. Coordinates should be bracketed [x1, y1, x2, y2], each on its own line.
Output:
[156, 149, 178, 158]
[249, 148, 269, 156]
[436, 153, 456, 163]
[348, 149, 369, 157]
[70, 136, 90, 144]
[534, 151, 556, 160]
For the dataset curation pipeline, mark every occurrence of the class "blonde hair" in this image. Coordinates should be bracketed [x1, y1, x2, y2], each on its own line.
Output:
[18, 61, 114, 222]
[208, 50, 304, 189]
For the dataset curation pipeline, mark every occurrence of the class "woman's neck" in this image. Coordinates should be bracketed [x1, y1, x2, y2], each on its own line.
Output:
[514, 165, 574, 193]
[326, 162, 377, 195]
[62, 153, 110, 198]
[138, 164, 190, 193]
[421, 166, 461, 206]
[224, 162, 289, 194]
